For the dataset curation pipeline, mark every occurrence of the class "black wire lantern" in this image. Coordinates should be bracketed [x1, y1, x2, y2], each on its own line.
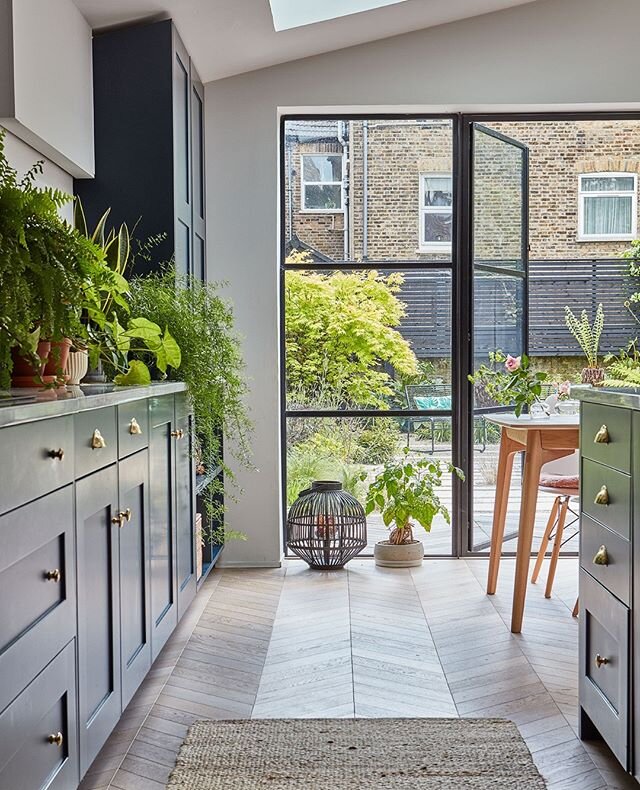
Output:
[286, 481, 367, 570]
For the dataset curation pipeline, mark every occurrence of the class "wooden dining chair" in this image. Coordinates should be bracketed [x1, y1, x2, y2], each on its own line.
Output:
[530, 452, 580, 615]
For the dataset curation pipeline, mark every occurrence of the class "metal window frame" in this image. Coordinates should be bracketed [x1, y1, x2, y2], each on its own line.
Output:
[280, 110, 640, 561]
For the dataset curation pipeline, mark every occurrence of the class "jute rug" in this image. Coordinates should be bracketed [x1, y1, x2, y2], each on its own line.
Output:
[166, 718, 546, 789]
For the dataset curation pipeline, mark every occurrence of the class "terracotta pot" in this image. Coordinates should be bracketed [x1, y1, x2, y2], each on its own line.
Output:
[374, 539, 424, 568]
[10, 341, 52, 387]
[66, 348, 89, 385]
[44, 338, 73, 384]
[581, 367, 605, 386]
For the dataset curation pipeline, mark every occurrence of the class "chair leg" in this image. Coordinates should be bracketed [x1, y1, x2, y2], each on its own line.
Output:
[544, 496, 569, 599]
[572, 598, 579, 618]
[531, 496, 560, 584]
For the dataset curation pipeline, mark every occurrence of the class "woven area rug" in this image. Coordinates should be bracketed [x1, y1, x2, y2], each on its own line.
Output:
[166, 718, 546, 789]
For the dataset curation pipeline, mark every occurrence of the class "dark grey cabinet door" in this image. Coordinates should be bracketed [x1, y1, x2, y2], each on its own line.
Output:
[149, 396, 178, 660]
[119, 450, 152, 709]
[191, 68, 206, 282]
[173, 29, 192, 278]
[176, 397, 196, 619]
[76, 464, 121, 775]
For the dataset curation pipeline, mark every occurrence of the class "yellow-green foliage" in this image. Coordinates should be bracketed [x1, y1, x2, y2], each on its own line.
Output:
[564, 304, 604, 368]
[285, 269, 418, 407]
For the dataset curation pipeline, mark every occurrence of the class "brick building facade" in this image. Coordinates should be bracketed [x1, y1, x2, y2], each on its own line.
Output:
[284, 118, 640, 263]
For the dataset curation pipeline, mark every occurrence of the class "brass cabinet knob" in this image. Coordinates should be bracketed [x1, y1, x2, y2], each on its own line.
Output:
[112, 509, 131, 528]
[48, 732, 64, 747]
[593, 545, 609, 566]
[91, 429, 107, 449]
[594, 425, 610, 444]
[48, 448, 65, 461]
[595, 654, 609, 668]
[171, 428, 184, 439]
[44, 569, 61, 582]
[129, 417, 143, 435]
[594, 485, 609, 506]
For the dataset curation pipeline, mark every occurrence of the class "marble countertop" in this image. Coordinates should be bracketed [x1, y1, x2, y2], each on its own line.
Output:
[0, 381, 186, 427]
[572, 384, 640, 410]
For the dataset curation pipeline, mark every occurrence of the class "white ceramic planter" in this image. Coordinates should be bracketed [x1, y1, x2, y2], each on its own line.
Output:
[66, 349, 89, 385]
[374, 540, 424, 568]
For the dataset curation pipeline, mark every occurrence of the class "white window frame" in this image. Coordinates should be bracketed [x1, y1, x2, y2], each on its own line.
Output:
[300, 153, 344, 213]
[419, 172, 453, 253]
[577, 171, 637, 242]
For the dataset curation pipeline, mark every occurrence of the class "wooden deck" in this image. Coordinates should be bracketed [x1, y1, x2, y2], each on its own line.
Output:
[80, 559, 633, 790]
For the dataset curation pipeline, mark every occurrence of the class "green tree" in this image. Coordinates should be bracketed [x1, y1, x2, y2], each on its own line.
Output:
[285, 269, 418, 408]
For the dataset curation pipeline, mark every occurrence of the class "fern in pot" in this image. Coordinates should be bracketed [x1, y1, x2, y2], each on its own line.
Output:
[366, 449, 464, 568]
[565, 304, 605, 385]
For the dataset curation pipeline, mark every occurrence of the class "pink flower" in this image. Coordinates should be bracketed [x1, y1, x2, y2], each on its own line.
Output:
[558, 381, 571, 396]
[504, 355, 521, 373]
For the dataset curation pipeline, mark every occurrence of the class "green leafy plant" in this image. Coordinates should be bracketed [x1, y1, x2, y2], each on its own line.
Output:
[285, 268, 418, 408]
[469, 351, 549, 417]
[286, 443, 366, 506]
[75, 203, 181, 383]
[0, 131, 105, 388]
[605, 340, 640, 386]
[365, 448, 463, 544]
[564, 304, 604, 368]
[126, 268, 252, 538]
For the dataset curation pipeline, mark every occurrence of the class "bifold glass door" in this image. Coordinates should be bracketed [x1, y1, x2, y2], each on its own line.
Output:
[468, 123, 529, 552]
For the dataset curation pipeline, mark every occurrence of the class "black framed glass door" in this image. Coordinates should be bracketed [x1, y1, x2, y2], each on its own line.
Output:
[467, 122, 529, 552]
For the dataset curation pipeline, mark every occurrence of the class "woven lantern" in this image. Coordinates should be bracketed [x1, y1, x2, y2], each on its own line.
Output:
[286, 481, 367, 570]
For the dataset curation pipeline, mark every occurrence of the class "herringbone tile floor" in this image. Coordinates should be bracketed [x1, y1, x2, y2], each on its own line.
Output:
[80, 558, 636, 790]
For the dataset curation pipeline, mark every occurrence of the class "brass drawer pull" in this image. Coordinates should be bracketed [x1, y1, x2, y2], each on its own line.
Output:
[48, 448, 65, 461]
[593, 545, 609, 566]
[44, 569, 61, 582]
[594, 425, 610, 444]
[595, 654, 609, 668]
[48, 732, 64, 747]
[171, 428, 184, 439]
[129, 417, 143, 435]
[594, 485, 609, 506]
[91, 429, 107, 449]
[112, 509, 132, 528]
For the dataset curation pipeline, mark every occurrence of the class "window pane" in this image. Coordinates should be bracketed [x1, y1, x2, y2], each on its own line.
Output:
[304, 184, 342, 210]
[285, 416, 454, 555]
[424, 212, 452, 244]
[285, 269, 451, 411]
[583, 195, 632, 235]
[581, 175, 635, 192]
[423, 176, 453, 207]
[303, 154, 342, 182]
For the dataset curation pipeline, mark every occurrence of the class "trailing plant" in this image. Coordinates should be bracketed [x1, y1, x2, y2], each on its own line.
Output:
[564, 303, 604, 368]
[0, 131, 105, 388]
[127, 268, 252, 540]
[365, 448, 463, 545]
[74, 202, 181, 384]
[469, 351, 549, 417]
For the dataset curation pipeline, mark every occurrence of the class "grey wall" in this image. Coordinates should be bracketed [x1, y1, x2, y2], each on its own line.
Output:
[205, 0, 640, 567]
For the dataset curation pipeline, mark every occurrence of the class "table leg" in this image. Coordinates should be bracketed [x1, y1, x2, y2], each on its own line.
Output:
[511, 430, 544, 633]
[487, 428, 518, 595]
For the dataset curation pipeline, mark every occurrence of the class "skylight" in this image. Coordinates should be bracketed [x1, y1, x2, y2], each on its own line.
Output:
[269, 0, 409, 32]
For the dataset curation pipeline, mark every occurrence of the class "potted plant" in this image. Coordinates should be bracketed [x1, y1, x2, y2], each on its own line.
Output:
[565, 303, 605, 385]
[469, 350, 550, 416]
[366, 449, 463, 567]
[74, 201, 181, 386]
[126, 267, 252, 548]
[0, 131, 103, 388]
